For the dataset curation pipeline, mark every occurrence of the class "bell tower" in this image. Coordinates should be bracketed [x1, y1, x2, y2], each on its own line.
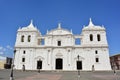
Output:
[15, 20, 41, 47]
[81, 18, 108, 47]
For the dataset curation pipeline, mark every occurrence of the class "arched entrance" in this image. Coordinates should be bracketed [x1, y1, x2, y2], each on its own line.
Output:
[37, 60, 42, 69]
[77, 61, 82, 70]
[56, 58, 63, 69]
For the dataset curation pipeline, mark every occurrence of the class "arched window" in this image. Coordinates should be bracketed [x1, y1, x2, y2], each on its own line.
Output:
[28, 35, 31, 42]
[22, 58, 25, 62]
[95, 58, 99, 62]
[90, 34, 93, 41]
[95, 50, 98, 54]
[21, 35, 24, 42]
[97, 34, 101, 41]
[23, 50, 26, 54]
[58, 41, 61, 46]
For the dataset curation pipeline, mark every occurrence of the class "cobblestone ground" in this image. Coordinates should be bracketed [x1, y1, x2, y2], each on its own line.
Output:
[0, 69, 120, 80]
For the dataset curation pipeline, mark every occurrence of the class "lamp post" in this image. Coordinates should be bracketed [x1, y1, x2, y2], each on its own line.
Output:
[77, 55, 80, 78]
[10, 49, 16, 80]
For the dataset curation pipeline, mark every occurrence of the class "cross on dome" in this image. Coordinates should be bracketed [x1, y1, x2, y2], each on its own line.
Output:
[71, 29, 73, 34]
[58, 23, 61, 29]
[28, 19, 34, 28]
[88, 18, 94, 27]
[47, 29, 49, 34]
[30, 19, 33, 24]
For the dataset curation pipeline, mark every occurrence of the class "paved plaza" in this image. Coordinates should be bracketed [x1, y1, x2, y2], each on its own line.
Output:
[0, 69, 120, 80]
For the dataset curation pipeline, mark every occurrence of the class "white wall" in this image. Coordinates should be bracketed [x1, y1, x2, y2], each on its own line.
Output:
[14, 23, 111, 71]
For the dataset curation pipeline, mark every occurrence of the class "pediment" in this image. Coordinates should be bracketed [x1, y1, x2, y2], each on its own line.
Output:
[47, 28, 72, 35]
[74, 56, 85, 60]
[56, 53, 63, 56]
[35, 56, 44, 60]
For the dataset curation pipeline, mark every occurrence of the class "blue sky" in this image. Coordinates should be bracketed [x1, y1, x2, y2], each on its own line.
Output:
[0, 0, 120, 58]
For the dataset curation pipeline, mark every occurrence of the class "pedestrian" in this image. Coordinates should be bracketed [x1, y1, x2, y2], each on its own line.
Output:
[92, 65, 95, 72]
[114, 69, 116, 75]
[22, 65, 25, 72]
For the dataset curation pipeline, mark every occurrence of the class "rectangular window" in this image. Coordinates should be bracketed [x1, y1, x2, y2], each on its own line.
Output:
[21, 35, 24, 42]
[75, 38, 81, 45]
[97, 34, 101, 41]
[96, 58, 99, 62]
[41, 39, 45, 45]
[37, 39, 44, 45]
[90, 34, 93, 41]
[28, 35, 31, 42]
[95, 50, 98, 54]
[58, 41, 61, 46]
[37, 39, 41, 45]
[23, 50, 26, 54]
[22, 58, 25, 62]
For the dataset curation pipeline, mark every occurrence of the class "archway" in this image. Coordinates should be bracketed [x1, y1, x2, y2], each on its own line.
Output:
[37, 60, 42, 69]
[77, 61, 82, 70]
[56, 58, 63, 69]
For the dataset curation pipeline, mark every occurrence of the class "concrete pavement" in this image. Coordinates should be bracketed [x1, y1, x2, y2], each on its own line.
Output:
[0, 69, 120, 80]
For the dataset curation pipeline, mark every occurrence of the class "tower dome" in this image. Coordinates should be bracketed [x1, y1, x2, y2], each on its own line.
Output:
[82, 18, 105, 31]
[18, 20, 39, 32]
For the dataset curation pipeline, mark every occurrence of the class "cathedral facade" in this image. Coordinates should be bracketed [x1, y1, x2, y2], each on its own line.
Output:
[14, 19, 111, 71]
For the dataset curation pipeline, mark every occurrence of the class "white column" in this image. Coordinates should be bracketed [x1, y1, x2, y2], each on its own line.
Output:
[18, 49, 21, 69]
[67, 52, 69, 65]
[51, 49, 53, 70]
[33, 49, 36, 70]
[48, 51, 51, 65]
[47, 51, 49, 65]
[14, 49, 20, 69]
[69, 51, 71, 66]
[32, 49, 35, 70]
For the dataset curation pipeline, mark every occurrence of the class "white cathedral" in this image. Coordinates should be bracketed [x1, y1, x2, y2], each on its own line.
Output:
[14, 19, 111, 71]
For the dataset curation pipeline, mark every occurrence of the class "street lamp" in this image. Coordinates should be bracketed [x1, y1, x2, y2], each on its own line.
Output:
[77, 55, 80, 78]
[10, 49, 16, 80]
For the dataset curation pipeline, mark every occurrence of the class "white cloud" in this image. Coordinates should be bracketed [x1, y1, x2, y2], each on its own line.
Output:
[3, 48, 6, 51]
[0, 46, 3, 50]
[0, 46, 6, 51]
[0, 45, 13, 57]
[0, 52, 4, 54]
[0, 56, 6, 60]
[6, 45, 13, 50]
